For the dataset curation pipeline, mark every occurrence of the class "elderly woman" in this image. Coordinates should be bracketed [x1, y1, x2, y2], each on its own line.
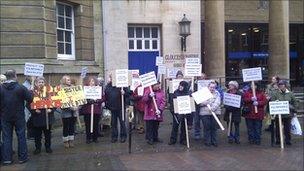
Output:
[199, 81, 221, 147]
[265, 76, 280, 132]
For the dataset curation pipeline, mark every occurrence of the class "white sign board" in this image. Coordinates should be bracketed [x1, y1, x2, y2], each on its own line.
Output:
[169, 79, 183, 93]
[157, 64, 167, 75]
[83, 86, 102, 100]
[197, 80, 212, 90]
[192, 87, 214, 104]
[269, 101, 290, 115]
[139, 71, 157, 88]
[185, 58, 200, 65]
[176, 96, 192, 114]
[115, 69, 129, 87]
[24, 63, 44, 77]
[155, 56, 164, 66]
[137, 86, 144, 96]
[185, 64, 202, 77]
[242, 67, 262, 82]
[81, 67, 88, 78]
[223, 93, 242, 108]
[130, 78, 142, 91]
[167, 68, 180, 78]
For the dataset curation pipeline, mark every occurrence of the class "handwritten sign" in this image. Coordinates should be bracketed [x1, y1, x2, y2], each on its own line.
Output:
[115, 69, 129, 87]
[157, 64, 166, 75]
[139, 71, 157, 88]
[185, 64, 202, 77]
[192, 87, 213, 104]
[155, 56, 164, 66]
[59, 85, 87, 108]
[242, 67, 262, 82]
[197, 80, 212, 90]
[24, 63, 44, 77]
[269, 101, 290, 115]
[30, 86, 62, 109]
[223, 93, 242, 108]
[81, 67, 88, 78]
[83, 86, 102, 100]
[185, 57, 200, 64]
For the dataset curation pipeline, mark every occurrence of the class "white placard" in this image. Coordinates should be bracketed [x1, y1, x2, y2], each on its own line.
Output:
[223, 93, 242, 108]
[83, 86, 102, 100]
[24, 63, 44, 77]
[81, 67, 88, 78]
[130, 77, 142, 91]
[155, 56, 164, 66]
[185, 64, 202, 77]
[157, 64, 167, 75]
[192, 87, 214, 104]
[137, 86, 144, 96]
[185, 57, 200, 64]
[269, 101, 290, 115]
[242, 67, 262, 82]
[169, 79, 183, 93]
[139, 71, 157, 88]
[176, 96, 192, 114]
[115, 69, 129, 87]
[197, 80, 212, 90]
[167, 68, 180, 78]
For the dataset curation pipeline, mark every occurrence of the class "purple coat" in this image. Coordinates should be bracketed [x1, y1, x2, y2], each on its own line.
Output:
[79, 98, 104, 115]
[142, 88, 166, 121]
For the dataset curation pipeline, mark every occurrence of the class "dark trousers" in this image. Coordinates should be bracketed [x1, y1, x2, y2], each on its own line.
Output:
[0, 120, 2, 161]
[110, 109, 127, 140]
[1, 118, 28, 162]
[33, 126, 51, 150]
[194, 111, 201, 138]
[227, 121, 240, 141]
[202, 115, 218, 144]
[84, 114, 100, 141]
[275, 117, 291, 143]
[170, 114, 186, 143]
[62, 117, 76, 140]
[245, 118, 262, 143]
[146, 120, 159, 141]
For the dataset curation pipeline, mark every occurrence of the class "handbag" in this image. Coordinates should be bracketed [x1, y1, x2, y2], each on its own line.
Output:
[291, 116, 302, 135]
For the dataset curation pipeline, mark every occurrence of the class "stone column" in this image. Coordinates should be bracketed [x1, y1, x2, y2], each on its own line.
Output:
[268, 0, 289, 79]
[204, 0, 225, 79]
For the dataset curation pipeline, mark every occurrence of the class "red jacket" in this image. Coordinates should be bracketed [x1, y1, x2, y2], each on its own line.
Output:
[132, 86, 145, 112]
[243, 90, 267, 120]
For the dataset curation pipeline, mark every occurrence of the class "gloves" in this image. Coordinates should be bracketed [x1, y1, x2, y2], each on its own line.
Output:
[149, 92, 155, 98]
[156, 110, 161, 115]
[251, 96, 257, 101]
[121, 89, 125, 95]
[253, 101, 259, 106]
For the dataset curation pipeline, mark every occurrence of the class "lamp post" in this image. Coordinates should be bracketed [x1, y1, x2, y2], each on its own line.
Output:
[179, 14, 191, 51]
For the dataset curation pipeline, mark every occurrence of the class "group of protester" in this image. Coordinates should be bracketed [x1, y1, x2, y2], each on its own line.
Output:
[0, 68, 298, 165]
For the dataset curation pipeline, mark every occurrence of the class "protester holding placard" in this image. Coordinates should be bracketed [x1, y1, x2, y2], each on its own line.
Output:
[242, 82, 267, 145]
[29, 77, 55, 154]
[142, 82, 166, 145]
[199, 81, 221, 147]
[58, 75, 77, 148]
[80, 76, 104, 144]
[168, 81, 192, 146]
[223, 81, 242, 144]
[271, 80, 298, 146]
[132, 85, 146, 134]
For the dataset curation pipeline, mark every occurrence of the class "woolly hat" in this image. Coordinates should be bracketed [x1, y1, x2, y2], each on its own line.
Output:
[228, 80, 239, 89]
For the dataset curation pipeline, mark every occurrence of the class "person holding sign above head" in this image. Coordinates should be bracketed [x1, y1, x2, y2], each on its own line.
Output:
[223, 81, 243, 144]
[271, 80, 297, 146]
[199, 81, 222, 147]
[80, 76, 104, 144]
[242, 82, 267, 145]
[29, 77, 55, 155]
[168, 81, 192, 146]
[142, 82, 166, 145]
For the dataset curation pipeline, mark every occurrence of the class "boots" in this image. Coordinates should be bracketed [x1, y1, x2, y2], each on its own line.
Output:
[69, 140, 74, 148]
[64, 141, 69, 148]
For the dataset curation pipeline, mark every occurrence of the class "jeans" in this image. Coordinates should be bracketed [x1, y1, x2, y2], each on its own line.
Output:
[1, 118, 28, 162]
[245, 118, 262, 143]
[202, 115, 218, 144]
[84, 114, 101, 141]
[146, 120, 160, 141]
[227, 121, 240, 141]
[275, 117, 291, 143]
[62, 117, 76, 142]
[194, 110, 201, 139]
[33, 126, 52, 150]
[170, 114, 186, 143]
[110, 109, 127, 140]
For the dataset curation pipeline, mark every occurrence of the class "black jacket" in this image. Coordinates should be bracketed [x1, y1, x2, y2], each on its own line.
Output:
[30, 108, 55, 127]
[104, 82, 131, 111]
[0, 81, 33, 121]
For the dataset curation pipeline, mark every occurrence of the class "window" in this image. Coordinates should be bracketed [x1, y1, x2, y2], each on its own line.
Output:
[128, 26, 160, 51]
[56, 2, 75, 60]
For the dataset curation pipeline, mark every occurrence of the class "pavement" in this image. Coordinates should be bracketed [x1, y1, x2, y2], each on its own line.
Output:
[1, 110, 304, 171]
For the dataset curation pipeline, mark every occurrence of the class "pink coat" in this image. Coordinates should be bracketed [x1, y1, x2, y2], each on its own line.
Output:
[142, 88, 166, 121]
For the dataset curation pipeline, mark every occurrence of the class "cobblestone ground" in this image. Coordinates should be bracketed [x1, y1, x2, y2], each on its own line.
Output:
[1, 110, 304, 170]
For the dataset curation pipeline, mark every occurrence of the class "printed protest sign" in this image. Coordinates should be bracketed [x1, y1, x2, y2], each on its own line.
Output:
[157, 64, 167, 75]
[191, 87, 213, 104]
[242, 67, 262, 82]
[164, 53, 200, 68]
[115, 69, 129, 87]
[81, 67, 88, 78]
[169, 79, 183, 93]
[269, 101, 290, 115]
[155, 56, 164, 66]
[197, 80, 212, 90]
[176, 96, 192, 114]
[24, 63, 44, 77]
[223, 93, 242, 108]
[185, 64, 202, 77]
[83, 86, 102, 100]
[30, 86, 62, 109]
[139, 71, 157, 88]
[58, 85, 87, 108]
[167, 68, 180, 78]
[185, 57, 200, 65]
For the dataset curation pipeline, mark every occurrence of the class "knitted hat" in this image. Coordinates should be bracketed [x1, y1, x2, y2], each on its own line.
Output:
[228, 80, 239, 89]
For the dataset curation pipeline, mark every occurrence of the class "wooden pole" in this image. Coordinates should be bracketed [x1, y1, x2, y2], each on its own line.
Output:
[184, 117, 190, 148]
[278, 114, 284, 149]
[227, 112, 232, 136]
[207, 104, 225, 130]
[90, 104, 94, 133]
[76, 110, 82, 129]
[121, 87, 125, 121]
[251, 81, 258, 113]
[149, 86, 159, 111]
[191, 77, 194, 91]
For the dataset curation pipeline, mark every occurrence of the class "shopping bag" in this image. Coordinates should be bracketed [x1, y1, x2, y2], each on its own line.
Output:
[101, 108, 111, 126]
[290, 116, 302, 135]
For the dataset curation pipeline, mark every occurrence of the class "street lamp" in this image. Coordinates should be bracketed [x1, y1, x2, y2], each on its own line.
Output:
[179, 14, 191, 51]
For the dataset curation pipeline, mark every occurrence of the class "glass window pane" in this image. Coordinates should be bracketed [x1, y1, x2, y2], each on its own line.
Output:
[57, 30, 64, 41]
[145, 40, 150, 49]
[151, 27, 158, 38]
[66, 43, 71, 54]
[58, 42, 64, 54]
[128, 27, 134, 38]
[65, 5, 72, 17]
[65, 31, 71, 42]
[136, 28, 142, 38]
[58, 16, 64, 28]
[57, 4, 64, 16]
[129, 40, 134, 49]
[137, 40, 142, 49]
[66, 18, 72, 29]
[152, 40, 157, 49]
[144, 28, 150, 38]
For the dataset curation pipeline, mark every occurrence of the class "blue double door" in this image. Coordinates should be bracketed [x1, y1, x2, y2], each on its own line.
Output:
[128, 51, 159, 75]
